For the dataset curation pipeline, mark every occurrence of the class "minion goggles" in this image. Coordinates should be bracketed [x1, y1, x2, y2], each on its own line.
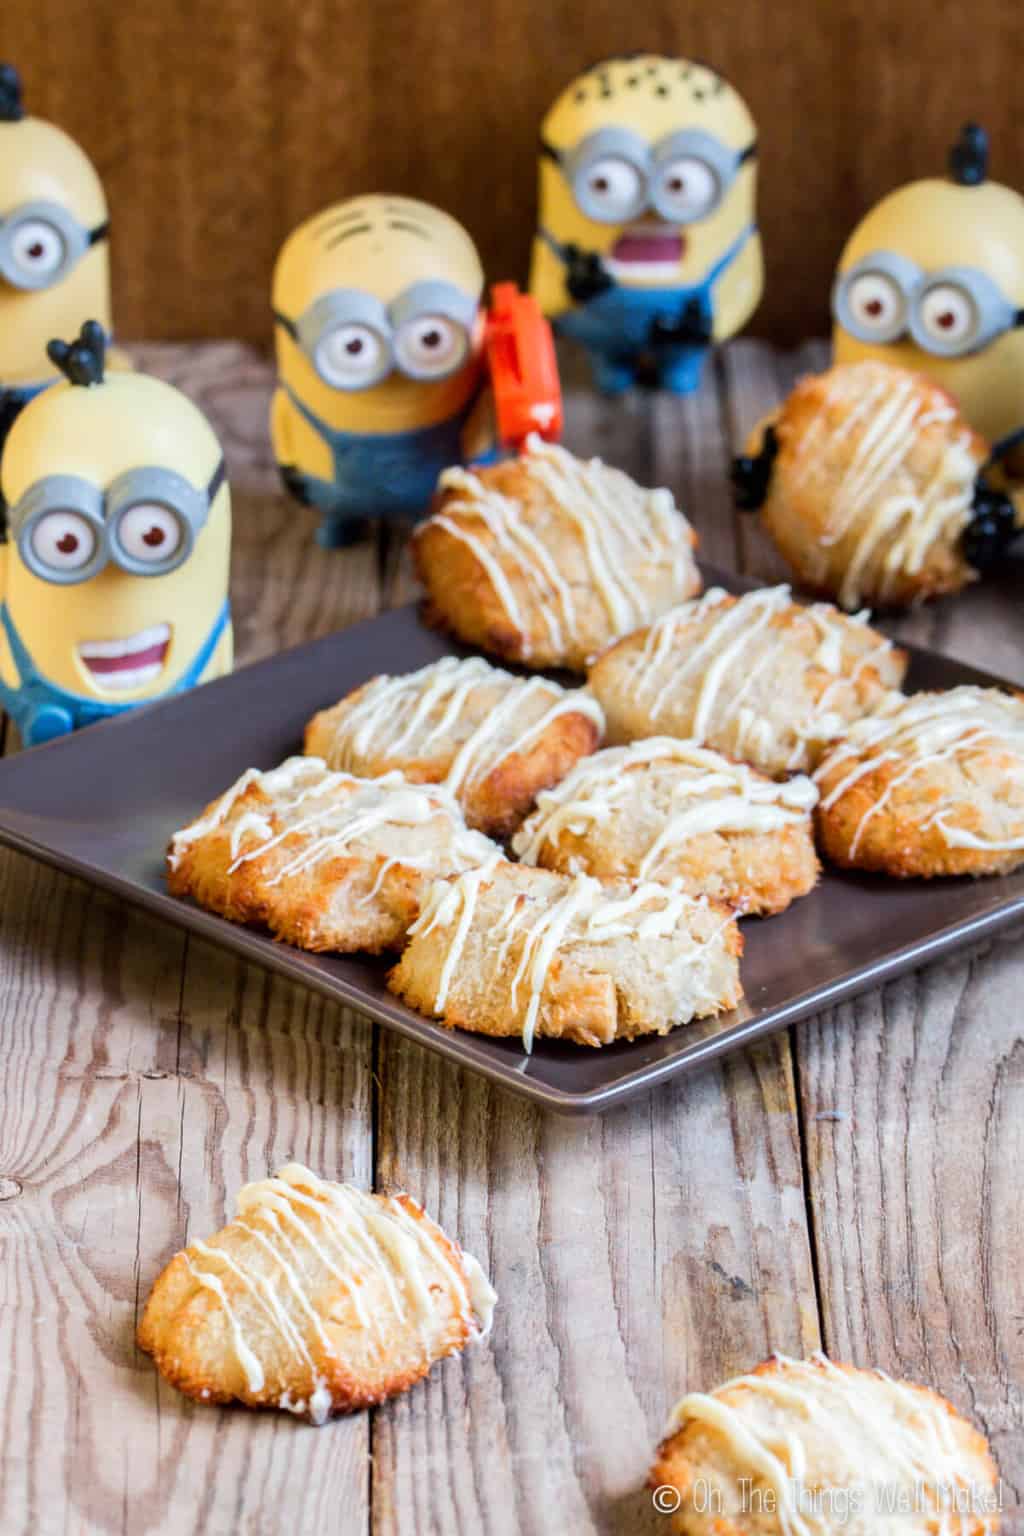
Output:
[8, 459, 226, 584]
[541, 128, 757, 224]
[273, 281, 478, 390]
[833, 252, 1024, 358]
[0, 200, 109, 291]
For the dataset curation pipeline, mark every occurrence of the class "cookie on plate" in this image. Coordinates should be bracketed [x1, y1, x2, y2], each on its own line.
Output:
[738, 361, 987, 610]
[305, 655, 604, 839]
[388, 859, 742, 1049]
[167, 758, 499, 952]
[588, 585, 906, 776]
[649, 1352, 999, 1535]
[413, 433, 700, 671]
[137, 1163, 496, 1423]
[815, 685, 1024, 877]
[512, 739, 819, 915]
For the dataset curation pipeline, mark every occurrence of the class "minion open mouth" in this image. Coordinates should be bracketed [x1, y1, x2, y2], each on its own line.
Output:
[607, 224, 685, 281]
[76, 623, 171, 692]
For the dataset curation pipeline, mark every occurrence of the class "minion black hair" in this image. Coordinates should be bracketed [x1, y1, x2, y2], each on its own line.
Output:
[46, 321, 107, 387]
[0, 64, 23, 123]
[948, 122, 988, 186]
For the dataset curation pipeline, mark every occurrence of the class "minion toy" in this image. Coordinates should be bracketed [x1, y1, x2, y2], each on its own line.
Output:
[0, 323, 233, 747]
[0, 64, 123, 453]
[271, 194, 562, 548]
[529, 54, 763, 395]
[833, 124, 1024, 446]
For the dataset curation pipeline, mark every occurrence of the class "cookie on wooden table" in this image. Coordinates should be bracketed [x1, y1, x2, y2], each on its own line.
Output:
[412, 433, 700, 671]
[305, 655, 604, 839]
[588, 585, 906, 776]
[388, 859, 742, 1049]
[649, 1352, 999, 1534]
[815, 685, 1024, 877]
[167, 757, 499, 952]
[741, 361, 987, 610]
[512, 738, 819, 915]
[137, 1162, 496, 1422]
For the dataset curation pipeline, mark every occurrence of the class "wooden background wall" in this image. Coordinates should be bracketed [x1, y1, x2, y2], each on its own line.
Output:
[6, 0, 1021, 346]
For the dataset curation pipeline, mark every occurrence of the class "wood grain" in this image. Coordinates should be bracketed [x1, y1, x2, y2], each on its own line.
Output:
[1, 339, 1022, 1533]
[5, 1, 1023, 346]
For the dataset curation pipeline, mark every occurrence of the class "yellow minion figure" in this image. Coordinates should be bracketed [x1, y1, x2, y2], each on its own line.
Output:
[271, 194, 561, 548]
[0, 323, 233, 747]
[530, 54, 763, 394]
[833, 124, 1024, 446]
[0, 64, 123, 452]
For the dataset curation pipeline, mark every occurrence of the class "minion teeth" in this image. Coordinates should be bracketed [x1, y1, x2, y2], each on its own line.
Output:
[76, 622, 171, 690]
[606, 222, 685, 280]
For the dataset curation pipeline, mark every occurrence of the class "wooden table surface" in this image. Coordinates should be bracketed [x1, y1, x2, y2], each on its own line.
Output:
[1, 341, 1022, 1536]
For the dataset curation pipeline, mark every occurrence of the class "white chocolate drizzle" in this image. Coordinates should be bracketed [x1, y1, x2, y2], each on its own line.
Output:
[816, 686, 1024, 856]
[179, 1163, 496, 1424]
[314, 655, 604, 797]
[169, 757, 497, 888]
[665, 1352, 997, 1535]
[410, 866, 733, 1052]
[789, 364, 977, 609]
[431, 435, 696, 658]
[613, 586, 894, 769]
[512, 738, 817, 876]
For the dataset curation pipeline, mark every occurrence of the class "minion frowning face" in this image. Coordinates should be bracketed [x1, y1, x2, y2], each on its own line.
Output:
[535, 55, 759, 293]
[832, 125, 1024, 445]
[0, 64, 114, 389]
[272, 195, 486, 433]
[1, 328, 231, 706]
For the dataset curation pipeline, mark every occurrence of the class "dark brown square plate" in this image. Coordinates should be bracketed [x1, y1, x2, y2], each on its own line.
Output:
[0, 571, 1021, 1114]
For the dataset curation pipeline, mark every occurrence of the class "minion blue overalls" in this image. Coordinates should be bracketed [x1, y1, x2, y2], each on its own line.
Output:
[552, 224, 756, 395]
[279, 382, 495, 548]
[0, 598, 231, 746]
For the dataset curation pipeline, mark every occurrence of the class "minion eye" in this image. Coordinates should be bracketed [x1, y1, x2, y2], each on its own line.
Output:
[30, 510, 96, 572]
[655, 156, 718, 221]
[315, 323, 389, 389]
[394, 314, 468, 380]
[918, 283, 977, 349]
[575, 156, 644, 222]
[11, 218, 66, 283]
[845, 271, 906, 338]
[117, 504, 183, 564]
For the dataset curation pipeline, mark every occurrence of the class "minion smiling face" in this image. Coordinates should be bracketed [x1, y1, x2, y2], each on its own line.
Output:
[535, 55, 758, 292]
[272, 195, 486, 434]
[0, 327, 232, 719]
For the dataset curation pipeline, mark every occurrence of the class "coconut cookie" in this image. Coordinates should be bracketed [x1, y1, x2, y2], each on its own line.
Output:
[388, 859, 742, 1050]
[137, 1163, 496, 1423]
[167, 758, 499, 952]
[512, 739, 819, 915]
[815, 685, 1024, 878]
[649, 1352, 1000, 1535]
[738, 361, 988, 610]
[588, 585, 906, 776]
[305, 655, 604, 839]
[413, 434, 701, 671]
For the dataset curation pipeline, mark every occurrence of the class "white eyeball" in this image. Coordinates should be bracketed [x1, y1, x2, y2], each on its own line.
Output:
[394, 315, 468, 379]
[655, 156, 719, 220]
[845, 271, 906, 335]
[30, 510, 96, 572]
[117, 504, 183, 564]
[576, 156, 644, 221]
[315, 324, 388, 388]
[919, 283, 977, 347]
[10, 219, 66, 283]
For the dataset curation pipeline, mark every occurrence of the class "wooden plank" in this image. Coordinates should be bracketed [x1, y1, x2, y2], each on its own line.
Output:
[371, 363, 821, 1533]
[0, 343, 379, 1534]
